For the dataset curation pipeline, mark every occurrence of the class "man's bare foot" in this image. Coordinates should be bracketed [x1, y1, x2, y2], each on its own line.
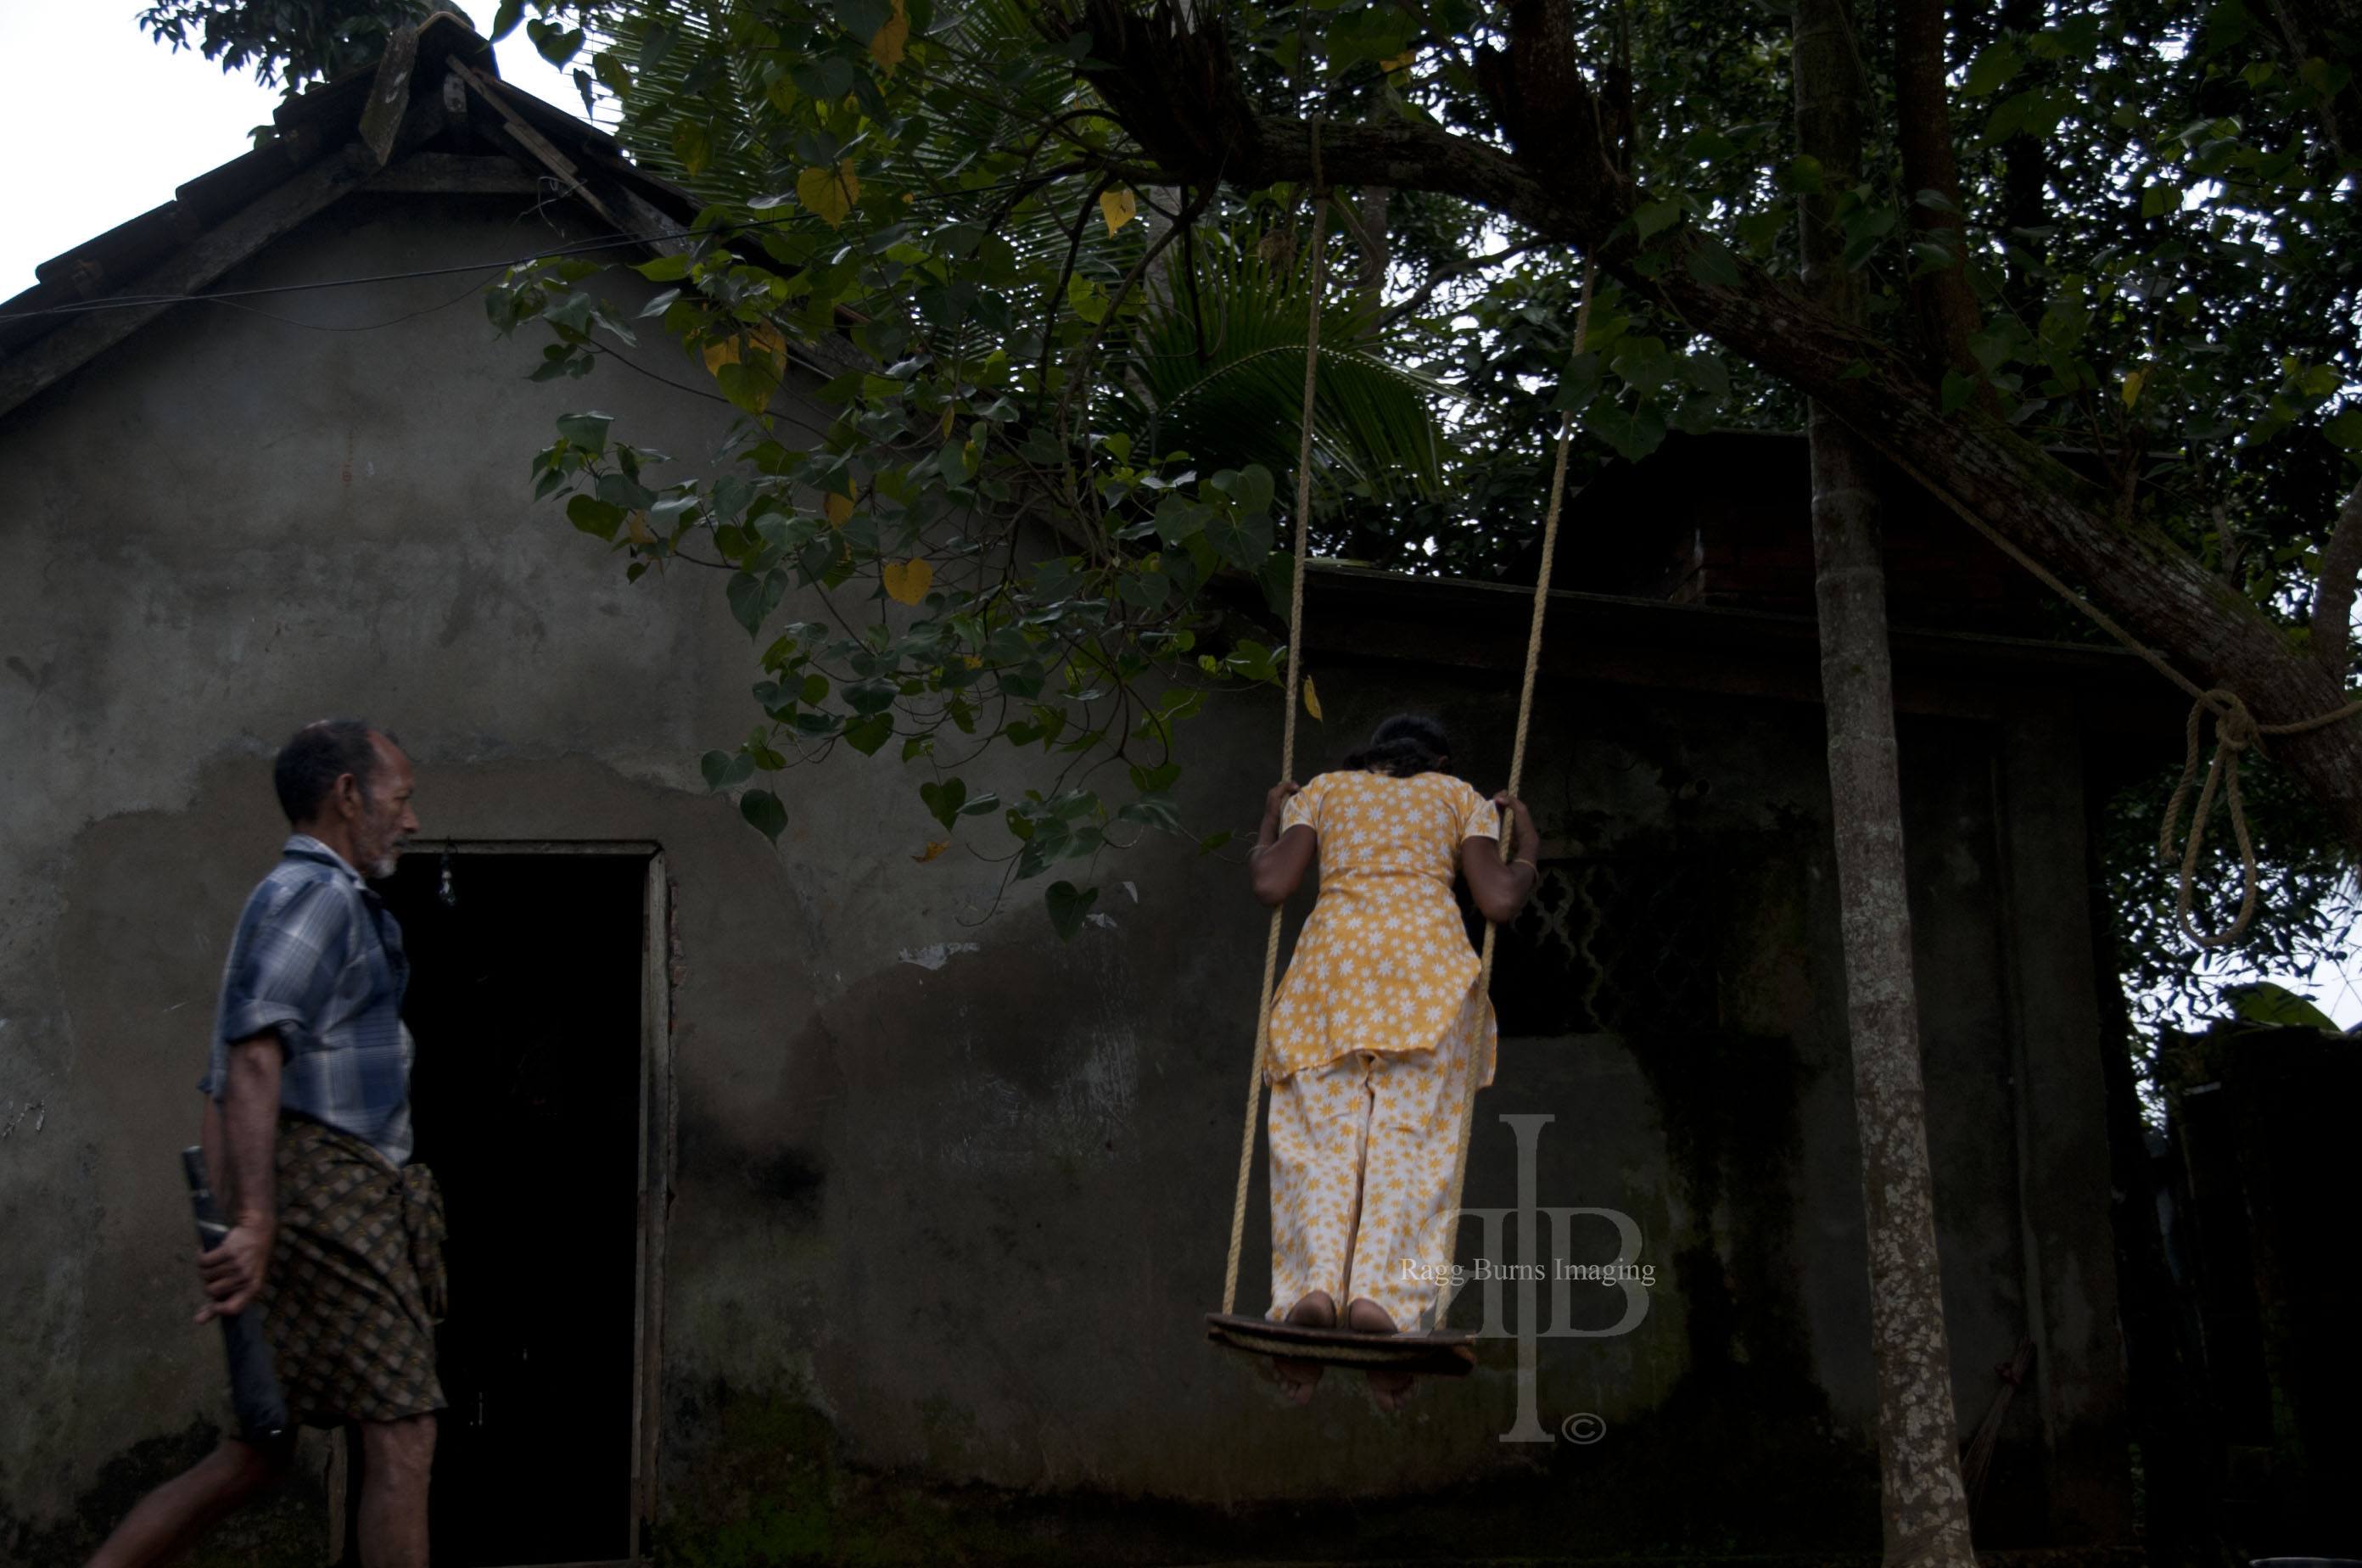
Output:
[1347, 1298, 1415, 1414]
[1273, 1291, 1335, 1405]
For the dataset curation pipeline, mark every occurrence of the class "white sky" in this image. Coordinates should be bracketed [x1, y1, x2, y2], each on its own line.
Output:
[0, 2, 589, 297]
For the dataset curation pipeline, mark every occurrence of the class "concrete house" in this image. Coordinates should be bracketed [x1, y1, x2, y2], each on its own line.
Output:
[2, 17, 2166, 1565]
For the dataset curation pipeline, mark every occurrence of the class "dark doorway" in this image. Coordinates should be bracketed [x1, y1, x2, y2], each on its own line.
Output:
[375, 849, 651, 1566]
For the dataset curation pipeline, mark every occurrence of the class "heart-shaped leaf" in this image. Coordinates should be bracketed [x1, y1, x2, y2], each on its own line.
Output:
[556, 411, 613, 452]
[842, 713, 894, 754]
[1204, 507, 1275, 571]
[1046, 879, 1098, 941]
[1233, 463, 1275, 518]
[870, 0, 910, 71]
[567, 495, 624, 541]
[919, 777, 967, 830]
[701, 750, 756, 791]
[798, 161, 861, 228]
[740, 788, 787, 842]
[882, 557, 934, 604]
[727, 569, 786, 636]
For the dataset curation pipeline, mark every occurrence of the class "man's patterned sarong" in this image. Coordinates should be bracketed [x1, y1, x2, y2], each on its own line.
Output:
[260, 1116, 447, 1425]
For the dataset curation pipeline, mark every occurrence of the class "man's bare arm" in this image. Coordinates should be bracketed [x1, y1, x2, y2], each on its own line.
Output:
[195, 1033, 280, 1322]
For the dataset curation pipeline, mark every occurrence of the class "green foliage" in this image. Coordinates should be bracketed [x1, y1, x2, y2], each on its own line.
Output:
[2219, 980, 2339, 1032]
[471, 0, 2355, 973]
[136, 0, 432, 91]
[479, 0, 1475, 936]
[1117, 240, 1452, 502]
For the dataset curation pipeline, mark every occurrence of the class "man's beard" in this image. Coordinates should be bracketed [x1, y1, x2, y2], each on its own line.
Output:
[365, 837, 405, 880]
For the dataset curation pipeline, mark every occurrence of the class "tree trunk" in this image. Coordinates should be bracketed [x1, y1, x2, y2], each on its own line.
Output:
[1355, 182, 1391, 322]
[1995, 0, 2051, 321]
[1795, 0, 1979, 1561]
[1893, 0, 1984, 391]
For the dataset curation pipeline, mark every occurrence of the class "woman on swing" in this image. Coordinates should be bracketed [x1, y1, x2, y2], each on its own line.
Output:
[1247, 713, 1540, 1409]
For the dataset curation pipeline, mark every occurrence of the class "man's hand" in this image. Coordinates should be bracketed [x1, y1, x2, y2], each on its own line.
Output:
[203, 1028, 283, 1323]
[195, 1220, 274, 1322]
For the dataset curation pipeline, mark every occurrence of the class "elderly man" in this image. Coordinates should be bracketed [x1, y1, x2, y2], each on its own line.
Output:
[89, 720, 441, 1568]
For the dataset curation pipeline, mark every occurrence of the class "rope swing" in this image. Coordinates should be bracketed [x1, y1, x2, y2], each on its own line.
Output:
[1434, 263, 1594, 1328]
[1209, 114, 1599, 1360]
[1217, 135, 1332, 1324]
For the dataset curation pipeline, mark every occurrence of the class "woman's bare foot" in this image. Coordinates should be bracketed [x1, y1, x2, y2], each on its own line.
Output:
[1273, 1291, 1335, 1405]
[1347, 1297, 1416, 1414]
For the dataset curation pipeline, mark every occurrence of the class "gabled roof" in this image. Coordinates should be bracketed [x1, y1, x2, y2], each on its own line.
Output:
[0, 12, 709, 422]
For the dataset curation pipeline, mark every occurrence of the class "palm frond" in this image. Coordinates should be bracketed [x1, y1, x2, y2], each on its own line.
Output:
[1116, 238, 1454, 505]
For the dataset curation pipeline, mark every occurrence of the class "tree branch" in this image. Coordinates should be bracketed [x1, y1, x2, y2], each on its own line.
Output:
[1052, 0, 2362, 856]
[1376, 238, 1545, 331]
[2311, 473, 2362, 674]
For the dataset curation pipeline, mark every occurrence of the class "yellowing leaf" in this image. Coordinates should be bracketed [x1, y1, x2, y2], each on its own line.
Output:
[1301, 675, 1323, 722]
[705, 324, 787, 378]
[798, 160, 860, 228]
[1380, 50, 1415, 75]
[1100, 187, 1139, 237]
[870, 0, 909, 73]
[938, 406, 957, 439]
[625, 510, 655, 546]
[823, 490, 855, 527]
[882, 557, 934, 605]
[2122, 368, 2147, 406]
[911, 839, 950, 864]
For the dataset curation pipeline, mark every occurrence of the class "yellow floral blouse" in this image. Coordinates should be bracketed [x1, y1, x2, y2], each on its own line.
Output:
[1264, 769, 1503, 1084]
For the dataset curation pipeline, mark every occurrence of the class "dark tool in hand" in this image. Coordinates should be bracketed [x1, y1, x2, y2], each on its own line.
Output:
[182, 1146, 289, 1445]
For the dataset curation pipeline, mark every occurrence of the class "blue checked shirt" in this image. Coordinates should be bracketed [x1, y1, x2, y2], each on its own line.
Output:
[199, 835, 415, 1165]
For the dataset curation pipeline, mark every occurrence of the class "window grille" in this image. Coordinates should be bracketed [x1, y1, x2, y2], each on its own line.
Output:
[1486, 854, 1721, 1036]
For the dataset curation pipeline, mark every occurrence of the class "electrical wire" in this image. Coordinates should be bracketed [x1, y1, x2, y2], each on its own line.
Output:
[194, 273, 500, 333]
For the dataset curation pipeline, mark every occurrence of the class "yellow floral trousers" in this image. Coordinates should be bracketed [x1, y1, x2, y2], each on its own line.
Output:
[1266, 990, 1485, 1332]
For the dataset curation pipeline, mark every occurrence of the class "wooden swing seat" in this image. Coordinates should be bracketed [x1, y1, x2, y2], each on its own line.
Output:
[1202, 1312, 1479, 1376]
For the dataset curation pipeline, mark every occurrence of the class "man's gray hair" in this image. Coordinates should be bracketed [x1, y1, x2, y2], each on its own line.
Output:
[273, 719, 397, 826]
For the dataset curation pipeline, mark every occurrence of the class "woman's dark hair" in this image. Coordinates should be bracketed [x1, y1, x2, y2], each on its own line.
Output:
[1344, 714, 1453, 778]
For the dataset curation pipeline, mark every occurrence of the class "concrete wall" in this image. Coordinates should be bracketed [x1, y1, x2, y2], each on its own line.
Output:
[0, 185, 2132, 1562]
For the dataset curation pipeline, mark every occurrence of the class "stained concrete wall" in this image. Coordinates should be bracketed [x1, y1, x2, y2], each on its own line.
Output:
[0, 184, 2133, 1562]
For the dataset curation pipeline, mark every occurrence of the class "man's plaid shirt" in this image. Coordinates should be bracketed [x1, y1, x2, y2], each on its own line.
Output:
[199, 835, 415, 1165]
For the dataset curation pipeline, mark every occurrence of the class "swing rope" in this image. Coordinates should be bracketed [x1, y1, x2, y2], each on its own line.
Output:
[1432, 263, 1595, 1328]
[1880, 448, 2362, 949]
[1220, 128, 1330, 1318]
